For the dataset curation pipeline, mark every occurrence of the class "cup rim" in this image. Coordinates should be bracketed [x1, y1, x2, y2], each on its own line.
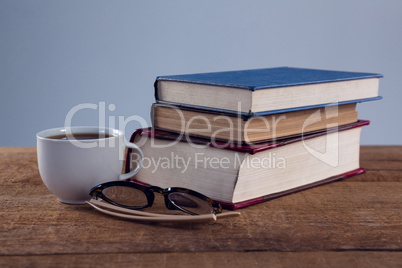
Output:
[36, 126, 123, 142]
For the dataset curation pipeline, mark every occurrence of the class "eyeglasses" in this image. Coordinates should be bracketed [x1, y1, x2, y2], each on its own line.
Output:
[88, 181, 240, 222]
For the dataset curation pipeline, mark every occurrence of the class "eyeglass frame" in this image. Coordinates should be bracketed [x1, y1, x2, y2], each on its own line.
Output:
[89, 180, 223, 216]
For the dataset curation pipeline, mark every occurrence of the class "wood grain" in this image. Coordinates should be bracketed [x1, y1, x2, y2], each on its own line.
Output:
[0, 146, 401, 267]
[0, 252, 401, 268]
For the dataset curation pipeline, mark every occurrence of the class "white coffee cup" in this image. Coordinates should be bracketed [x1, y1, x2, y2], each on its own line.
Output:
[37, 126, 143, 204]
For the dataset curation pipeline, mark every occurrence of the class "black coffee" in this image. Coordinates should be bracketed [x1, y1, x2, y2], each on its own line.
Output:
[46, 133, 114, 140]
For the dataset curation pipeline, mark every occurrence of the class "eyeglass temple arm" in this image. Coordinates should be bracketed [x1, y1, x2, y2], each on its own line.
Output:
[87, 199, 241, 221]
[87, 200, 216, 222]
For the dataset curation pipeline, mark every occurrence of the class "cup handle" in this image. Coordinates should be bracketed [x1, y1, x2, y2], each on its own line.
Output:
[119, 140, 144, 181]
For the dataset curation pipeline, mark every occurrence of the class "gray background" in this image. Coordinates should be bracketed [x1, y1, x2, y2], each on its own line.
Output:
[1, 0, 401, 146]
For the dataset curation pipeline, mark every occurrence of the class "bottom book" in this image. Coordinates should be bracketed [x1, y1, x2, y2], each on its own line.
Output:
[217, 167, 365, 209]
[125, 120, 369, 209]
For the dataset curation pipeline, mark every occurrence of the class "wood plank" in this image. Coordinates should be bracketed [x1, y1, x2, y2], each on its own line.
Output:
[0, 181, 400, 255]
[0, 251, 401, 268]
[348, 170, 402, 182]
[0, 147, 39, 185]
[360, 160, 402, 171]
[0, 147, 400, 261]
[360, 146, 402, 171]
[360, 146, 402, 161]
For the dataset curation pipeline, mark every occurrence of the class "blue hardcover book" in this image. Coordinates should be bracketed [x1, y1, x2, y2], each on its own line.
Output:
[155, 67, 382, 116]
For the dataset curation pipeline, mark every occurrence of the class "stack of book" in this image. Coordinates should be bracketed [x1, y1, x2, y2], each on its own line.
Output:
[127, 67, 382, 209]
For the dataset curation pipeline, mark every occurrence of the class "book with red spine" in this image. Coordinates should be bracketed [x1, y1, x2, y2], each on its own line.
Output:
[125, 120, 369, 210]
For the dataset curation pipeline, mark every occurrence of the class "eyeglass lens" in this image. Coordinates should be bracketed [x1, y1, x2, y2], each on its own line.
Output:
[103, 186, 148, 207]
[101, 186, 214, 215]
[168, 192, 214, 215]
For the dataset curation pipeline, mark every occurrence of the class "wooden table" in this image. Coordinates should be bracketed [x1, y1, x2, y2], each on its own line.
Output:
[0, 146, 401, 267]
